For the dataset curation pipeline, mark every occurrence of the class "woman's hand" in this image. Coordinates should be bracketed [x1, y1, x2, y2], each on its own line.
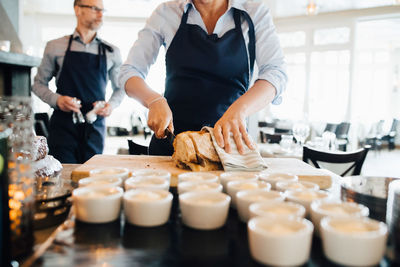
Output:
[213, 106, 255, 155]
[147, 97, 174, 139]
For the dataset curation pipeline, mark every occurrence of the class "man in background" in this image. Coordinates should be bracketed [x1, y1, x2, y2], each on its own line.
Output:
[33, 0, 124, 163]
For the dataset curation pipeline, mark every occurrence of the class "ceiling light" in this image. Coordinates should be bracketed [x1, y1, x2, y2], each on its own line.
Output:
[307, 0, 319, 15]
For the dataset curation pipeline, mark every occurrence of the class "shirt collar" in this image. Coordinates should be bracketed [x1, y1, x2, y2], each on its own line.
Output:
[183, 0, 246, 13]
[72, 29, 101, 44]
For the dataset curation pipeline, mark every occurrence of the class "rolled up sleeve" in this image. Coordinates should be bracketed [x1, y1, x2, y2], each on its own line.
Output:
[253, 5, 287, 105]
[118, 5, 165, 91]
[107, 46, 126, 109]
[32, 42, 60, 108]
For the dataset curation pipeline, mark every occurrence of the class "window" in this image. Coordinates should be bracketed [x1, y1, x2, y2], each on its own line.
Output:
[309, 50, 350, 122]
[270, 53, 306, 120]
[351, 19, 400, 123]
[314, 27, 350, 45]
[278, 31, 306, 48]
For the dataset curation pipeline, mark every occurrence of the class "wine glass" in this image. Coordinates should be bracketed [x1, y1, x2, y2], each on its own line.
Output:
[292, 122, 310, 151]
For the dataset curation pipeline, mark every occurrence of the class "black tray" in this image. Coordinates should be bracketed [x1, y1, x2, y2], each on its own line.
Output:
[33, 188, 396, 267]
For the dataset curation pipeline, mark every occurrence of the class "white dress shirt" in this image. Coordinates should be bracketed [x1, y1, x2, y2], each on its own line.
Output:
[119, 0, 287, 104]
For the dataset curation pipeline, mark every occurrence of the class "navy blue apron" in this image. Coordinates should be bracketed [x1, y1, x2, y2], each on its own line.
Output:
[149, 6, 255, 155]
[48, 35, 107, 163]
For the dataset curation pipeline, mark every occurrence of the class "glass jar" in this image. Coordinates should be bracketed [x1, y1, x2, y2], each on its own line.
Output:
[0, 96, 35, 259]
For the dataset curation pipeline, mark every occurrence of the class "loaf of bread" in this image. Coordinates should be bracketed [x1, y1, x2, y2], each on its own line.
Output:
[172, 130, 222, 171]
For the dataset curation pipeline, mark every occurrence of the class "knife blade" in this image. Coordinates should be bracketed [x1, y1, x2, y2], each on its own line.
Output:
[165, 128, 175, 145]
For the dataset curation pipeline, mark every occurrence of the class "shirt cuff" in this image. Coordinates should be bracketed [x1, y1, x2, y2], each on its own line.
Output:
[118, 68, 146, 94]
[50, 93, 61, 109]
[257, 70, 286, 105]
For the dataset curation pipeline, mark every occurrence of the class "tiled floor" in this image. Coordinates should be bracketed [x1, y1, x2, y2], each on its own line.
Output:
[361, 148, 400, 178]
[104, 135, 400, 178]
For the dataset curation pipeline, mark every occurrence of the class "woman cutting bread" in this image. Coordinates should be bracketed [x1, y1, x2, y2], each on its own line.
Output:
[119, 0, 287, 156]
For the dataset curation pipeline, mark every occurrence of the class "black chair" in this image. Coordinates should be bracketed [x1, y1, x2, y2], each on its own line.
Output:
[381, 119, 398, 150]
[335, 122, 351, 151]
[265, 133, 282, 144]
[302, 145, 370, 176]
[34, 112, 50, 137]
[274, 127, 292, 134]
[323, 123, 338, 133]
[127, 140, 148, 155]
[364, 120, 385, 151]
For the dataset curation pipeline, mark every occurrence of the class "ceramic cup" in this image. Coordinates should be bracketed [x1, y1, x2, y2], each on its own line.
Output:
[78, 176, 123, 188]
[90, 167, 130, 181]
[123, 189, 173, 227]
[178, 181, 222, 195]
[310, 200, 369, 235]
[320, 217, 388, 266]
[236, 189, 285, 222]
[248, 216, 314, 266]
[132, 169, 171, 182]
[178, 172, 219, 183]
[226, 180, 271, 208]
[179, 191, 230, 230]
[219, 172, 258, 192]
[73, 186, 123, 223]
[125, 176, 170, 191]
[276, 181, 319, 192]
[285, 189, 331, 216]
[249, 201, 306, 220]
[258, 172, 298, 190]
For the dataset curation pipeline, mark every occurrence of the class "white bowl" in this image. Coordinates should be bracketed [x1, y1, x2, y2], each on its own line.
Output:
[72, 186, 123, 223]
[320, 217, 388, 266]
[125, 176, 170, 191]
[90, 167, 130, 181]
[311, 200, 369, 235]
[178, 181, 222, 195]
[285, 189, 331, 216]
[179, 191, 230, 230]
[249, 201, 306, 220]
[123, 189, 173, 227]
[226, 180, 271, 208]
[78, 176, 123, 188]
[219, 172, 258, 192]
[248, 216, 313, 266]
[258, 172, 298, 189]
[276, 181, 319, 192]
[178, 172, 219, 183]
[236, 190, 285, 222]
[132, 169, 171, 181]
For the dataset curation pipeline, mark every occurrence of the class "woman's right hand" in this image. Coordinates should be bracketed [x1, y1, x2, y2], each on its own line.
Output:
[147, 97, 174, 139]
[56, 95, 81, 113]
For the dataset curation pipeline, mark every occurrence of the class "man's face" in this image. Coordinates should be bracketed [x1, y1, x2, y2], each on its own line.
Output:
[75, 0, 104, 31]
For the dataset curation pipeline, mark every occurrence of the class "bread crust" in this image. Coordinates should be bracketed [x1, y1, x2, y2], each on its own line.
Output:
[172, 130, 222, 171]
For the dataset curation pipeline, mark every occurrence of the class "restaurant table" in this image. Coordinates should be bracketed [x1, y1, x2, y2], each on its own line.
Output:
[30, 159, 395, 267]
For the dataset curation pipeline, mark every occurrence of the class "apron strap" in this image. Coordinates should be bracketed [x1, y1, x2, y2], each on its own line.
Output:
[181, 4, 192, 25]
[67, 35, 73, 52]
[238, 10, 256, 79]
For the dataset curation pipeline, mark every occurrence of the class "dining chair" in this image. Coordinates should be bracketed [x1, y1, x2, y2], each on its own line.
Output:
[127, 140, 148, 155]
[381, 119, 398, 150]
[323, 123, 338, 133]
[302, 145, 370, 176]
[335, 122, 351, 151]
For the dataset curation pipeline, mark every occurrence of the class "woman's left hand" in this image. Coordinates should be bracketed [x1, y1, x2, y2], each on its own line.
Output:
[213, 107, 256, 155]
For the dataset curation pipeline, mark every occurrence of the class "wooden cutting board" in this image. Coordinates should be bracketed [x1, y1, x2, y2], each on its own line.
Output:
[70, 155, 331, 187]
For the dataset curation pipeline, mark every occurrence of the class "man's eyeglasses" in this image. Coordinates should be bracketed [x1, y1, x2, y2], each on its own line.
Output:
[78, 5, 106, 13]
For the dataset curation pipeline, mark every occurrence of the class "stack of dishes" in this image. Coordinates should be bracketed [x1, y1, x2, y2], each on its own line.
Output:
[387, 180, 400, 263]
[341, 176, 400, 222]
